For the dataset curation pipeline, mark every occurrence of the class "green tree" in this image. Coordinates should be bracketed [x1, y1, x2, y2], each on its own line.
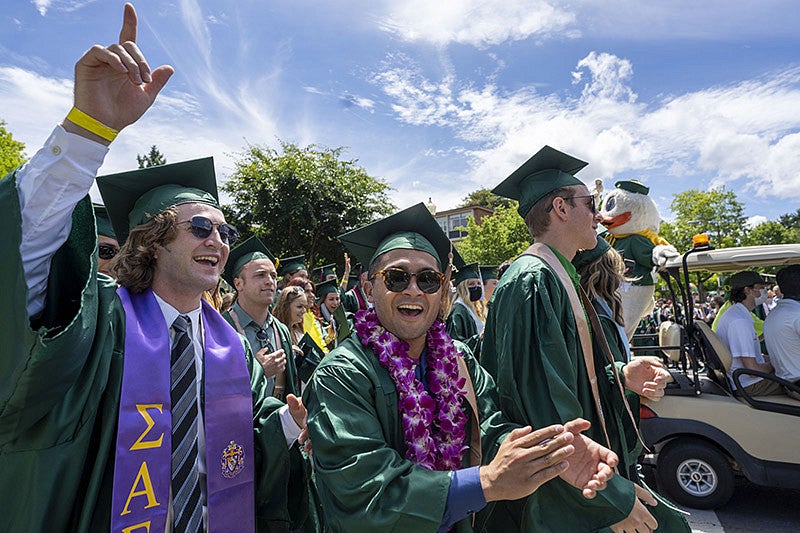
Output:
[136, 145, 167, 168]
[222, 141, 395, 268]
[661, 187, 747, 252]
[778, 208, 800, 243]
[0, 120, 26, 175]
[459, 188, 512, 210]
[741, 221, 795, 247]
[455, 203, 530, 264]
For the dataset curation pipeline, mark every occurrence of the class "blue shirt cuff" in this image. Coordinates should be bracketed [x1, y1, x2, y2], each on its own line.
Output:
[439, 466, 487, 531]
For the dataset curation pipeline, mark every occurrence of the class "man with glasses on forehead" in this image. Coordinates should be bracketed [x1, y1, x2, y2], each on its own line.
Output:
[303, 202, 620, 531]
[481, 146, 686, 532]
[222, 236, 300, 402]
[1, 4, 308, 532]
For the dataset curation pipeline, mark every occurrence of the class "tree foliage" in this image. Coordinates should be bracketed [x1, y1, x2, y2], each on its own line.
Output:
[222, 141, 395, 268]
[455, 203, 530, 265]
[778, 208, 800, 243]
[136, 145, 167, 168]
[741, 221, 795, 247]
[660, 187, 747, 252]
[458, 188, 513, 210]
[0, 120, 26, 175]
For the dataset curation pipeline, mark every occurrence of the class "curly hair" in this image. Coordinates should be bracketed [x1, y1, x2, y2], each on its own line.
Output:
[577, 246, 628, 326]
[112, 207, 178, 293]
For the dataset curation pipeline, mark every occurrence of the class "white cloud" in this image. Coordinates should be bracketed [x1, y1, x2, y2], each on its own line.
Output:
[378, 0, 578, 48]
[32, 0, 52, 16]
[371, 52, 800, 203]
[572, 52, 636, 103]
[747, 215, 768, 228]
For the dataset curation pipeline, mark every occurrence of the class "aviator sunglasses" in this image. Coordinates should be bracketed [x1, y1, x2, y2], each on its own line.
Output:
[546, 194, 596, 215]
[371, 268, 445, 294]
[98, 243, 119, 260]
[176, 216, 239, 245]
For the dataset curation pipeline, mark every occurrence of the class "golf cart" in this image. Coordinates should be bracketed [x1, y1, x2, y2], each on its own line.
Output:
[636, 240, 800, 509]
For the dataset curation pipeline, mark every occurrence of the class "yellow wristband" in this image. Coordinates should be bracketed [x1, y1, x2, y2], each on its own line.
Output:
[66, 107, 119, 142]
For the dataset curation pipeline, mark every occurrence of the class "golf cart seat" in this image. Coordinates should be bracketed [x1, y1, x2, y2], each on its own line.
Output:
[658, 320, 682, 362]
[692, 320, 734, 393]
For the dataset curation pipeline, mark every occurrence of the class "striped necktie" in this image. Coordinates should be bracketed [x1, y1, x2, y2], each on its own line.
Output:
[170, 315, 203, 532]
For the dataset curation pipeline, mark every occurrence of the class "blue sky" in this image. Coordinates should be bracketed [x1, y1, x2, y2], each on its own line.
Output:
[2, 0, 800, 229]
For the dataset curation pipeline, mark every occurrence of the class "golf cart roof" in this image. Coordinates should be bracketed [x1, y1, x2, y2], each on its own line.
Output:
[664, 244, 800, 273]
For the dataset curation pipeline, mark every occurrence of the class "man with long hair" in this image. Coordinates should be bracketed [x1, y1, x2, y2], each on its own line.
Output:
[0, 4, 307, 531]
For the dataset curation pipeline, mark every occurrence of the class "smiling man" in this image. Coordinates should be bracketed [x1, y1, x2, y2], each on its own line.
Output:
[0, 4, 307, 532]
[223, 236, 300, 401]
[303, 202, 619, 532]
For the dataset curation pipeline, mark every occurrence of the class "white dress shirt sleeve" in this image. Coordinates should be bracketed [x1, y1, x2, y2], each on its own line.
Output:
[17, 125, 108, 317]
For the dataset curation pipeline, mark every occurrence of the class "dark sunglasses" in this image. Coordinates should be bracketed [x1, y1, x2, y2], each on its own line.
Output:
[176, 216, 238, 245]
[98, 243, 119, 260]
[371, 268, 445, 294]
[546, 194, 596, 215]
[255, 328, 270, 346]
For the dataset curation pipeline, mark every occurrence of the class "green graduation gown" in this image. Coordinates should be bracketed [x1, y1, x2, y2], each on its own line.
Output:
[446, 302, 483, 357]
[0, 172, 305, 532]
[303, 335, 516, 532]
[482, 254, 688, 532]
[481, 254, 635, 531]
[445, 301, 479, 343]
[222, 303, 301, 396]
[340, 285, 368, 314]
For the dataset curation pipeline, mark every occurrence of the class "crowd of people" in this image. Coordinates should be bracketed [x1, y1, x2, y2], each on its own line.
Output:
[634, 269, 800, 400]
[7, 3, 798, 533]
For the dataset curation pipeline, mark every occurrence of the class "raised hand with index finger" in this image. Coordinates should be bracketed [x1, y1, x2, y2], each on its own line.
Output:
[64, 3, 173, 144]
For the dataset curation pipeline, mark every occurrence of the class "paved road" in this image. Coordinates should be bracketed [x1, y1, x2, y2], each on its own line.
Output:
[714, 481, 800, 532]
[644, 467, 800, 532]
[677, 481, 800, 532]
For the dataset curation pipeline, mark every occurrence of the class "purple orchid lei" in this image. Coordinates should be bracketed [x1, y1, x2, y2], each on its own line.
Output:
[354, 307, 468, 470]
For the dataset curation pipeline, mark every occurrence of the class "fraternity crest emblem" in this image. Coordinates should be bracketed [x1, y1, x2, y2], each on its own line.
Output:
[220, 440, 245, 479]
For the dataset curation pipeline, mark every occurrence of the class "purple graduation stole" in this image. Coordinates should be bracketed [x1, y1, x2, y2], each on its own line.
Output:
[111, 287, 255, 532]
[352, 285, 368, 310]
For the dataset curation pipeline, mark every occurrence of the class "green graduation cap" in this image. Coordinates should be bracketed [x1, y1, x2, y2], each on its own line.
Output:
[492, 145, 588, 218]
[338, 203, 458, 270]
[313, 263, 338, 283]
[615, 180, 649, 196]
[572, 234, 611, 270]
[346, 263, 362, 290]
[97, 157, 219, 245]
[277, 255, 306, 277]
[92, 203, 116, 239]
[223, 235, 277, 285]
[479, 265, 499, 282]
[454, 261, 481, 285]
[315, 278, 339, 300]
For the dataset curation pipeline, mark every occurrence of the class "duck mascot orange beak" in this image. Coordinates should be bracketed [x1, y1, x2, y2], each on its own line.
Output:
[602, 211, 632, 230]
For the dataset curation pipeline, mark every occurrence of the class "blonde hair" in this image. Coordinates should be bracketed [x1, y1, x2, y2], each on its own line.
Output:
[452, 278, 486, 322]
[112, 207, 178, 293]
[577, 247, 627, 326]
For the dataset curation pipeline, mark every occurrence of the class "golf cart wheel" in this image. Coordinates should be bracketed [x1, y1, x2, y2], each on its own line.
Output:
[657, 439, 735, 509]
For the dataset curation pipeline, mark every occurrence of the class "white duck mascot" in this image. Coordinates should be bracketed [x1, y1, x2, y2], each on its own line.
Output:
[600, 180, 679, 339]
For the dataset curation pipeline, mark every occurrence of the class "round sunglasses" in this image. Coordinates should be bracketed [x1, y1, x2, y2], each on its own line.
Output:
[98, 243, 119, 260]
[176, 216, 239, 245]
[371, 267, 445, 294]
